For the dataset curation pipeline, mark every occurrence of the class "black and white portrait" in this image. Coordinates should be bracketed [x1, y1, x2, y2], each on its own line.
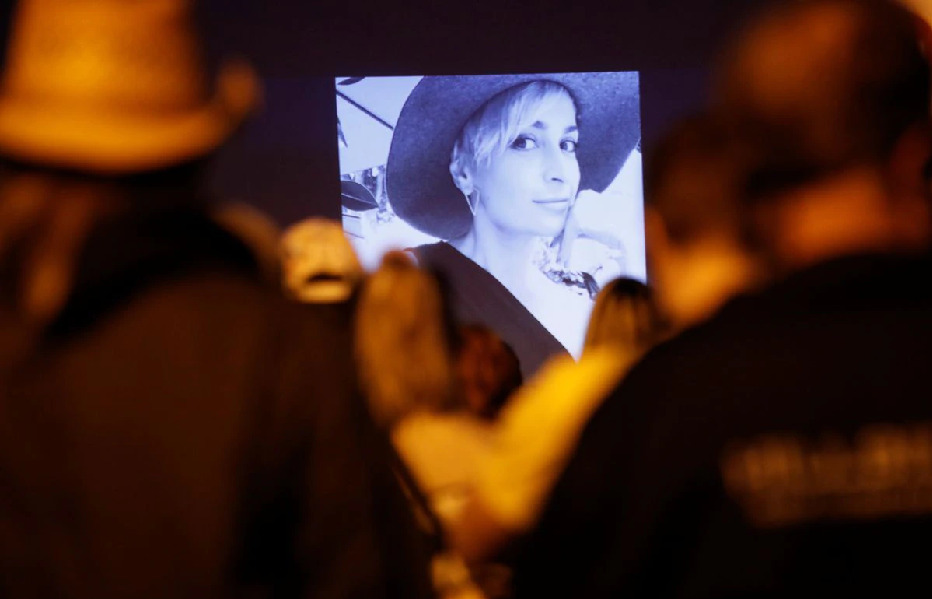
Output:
[337, 72, 643, 375]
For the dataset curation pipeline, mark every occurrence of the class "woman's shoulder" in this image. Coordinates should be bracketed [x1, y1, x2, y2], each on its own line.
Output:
[409, 241, 459, 266]
[410, 241, 489, 288]
[394, 411, 493, 451]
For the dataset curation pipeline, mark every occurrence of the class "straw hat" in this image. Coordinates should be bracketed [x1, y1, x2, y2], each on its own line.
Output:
[386, 72, 640, 240]
[0, 0, 259, 174]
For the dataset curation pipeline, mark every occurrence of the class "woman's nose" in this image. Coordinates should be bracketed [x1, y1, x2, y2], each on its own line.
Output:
[544, 147, 579, 189]
[543, 145, 568, 183]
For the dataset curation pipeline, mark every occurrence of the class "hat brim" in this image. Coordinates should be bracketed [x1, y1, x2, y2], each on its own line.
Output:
[0, 60, 260, 174]
[386, 72, 640, 240]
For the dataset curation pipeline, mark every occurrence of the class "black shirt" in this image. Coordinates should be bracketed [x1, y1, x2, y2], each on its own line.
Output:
[516, 252, 932, 598]
[0, 205, 432, 599]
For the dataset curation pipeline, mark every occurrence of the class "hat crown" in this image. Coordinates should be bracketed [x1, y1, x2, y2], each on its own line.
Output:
[386, 73, 640, 240]
[2, 0, 208, 119]
[0, 0, 258, 174]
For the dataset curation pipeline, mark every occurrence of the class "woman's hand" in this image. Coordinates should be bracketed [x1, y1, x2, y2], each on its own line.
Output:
[557, 189, 628, 288]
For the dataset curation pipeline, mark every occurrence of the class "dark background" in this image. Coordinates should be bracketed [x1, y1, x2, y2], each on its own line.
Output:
[0, 0, 772, 227]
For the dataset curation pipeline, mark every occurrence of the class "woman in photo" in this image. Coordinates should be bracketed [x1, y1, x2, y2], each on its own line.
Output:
[386, 73, 640, 376]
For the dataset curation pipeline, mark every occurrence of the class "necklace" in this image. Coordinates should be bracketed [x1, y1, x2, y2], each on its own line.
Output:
[531, 237, 600, 299]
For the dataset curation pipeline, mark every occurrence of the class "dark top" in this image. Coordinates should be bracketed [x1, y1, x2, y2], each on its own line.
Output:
[515, 252, 932, 598]
[0, 204, 432, 599]
[414, 241, 569, 378]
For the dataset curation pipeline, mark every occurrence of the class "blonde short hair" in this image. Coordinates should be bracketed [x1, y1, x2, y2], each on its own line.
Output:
[450, 80, 576, 177]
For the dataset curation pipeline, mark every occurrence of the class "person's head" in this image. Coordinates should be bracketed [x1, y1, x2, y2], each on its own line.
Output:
[386, 73, 640, 240]
[354, 250, 459, 428]
[646, 112, 750, 251]
[280, 218, 364, 304]
[644, 112, 763, 327]
[0, 158, 216, 324]
[455, 323, 523, 421]
[0, 0, 258, 176]
[714, 0, 932, 265]
[0, 0, 258, 324]
[582, 277, 663, 358]
[448, 81, 581, 239]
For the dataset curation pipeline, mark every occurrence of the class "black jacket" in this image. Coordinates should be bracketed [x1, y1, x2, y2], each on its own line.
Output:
[0, 205, 432, 599]
[516, 252, 932, 598]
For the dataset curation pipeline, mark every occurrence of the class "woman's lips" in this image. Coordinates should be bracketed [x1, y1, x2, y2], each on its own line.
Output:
[533, 198, 571, 211]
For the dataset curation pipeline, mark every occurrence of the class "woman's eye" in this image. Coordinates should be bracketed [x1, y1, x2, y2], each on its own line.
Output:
[561, 139, 578, 153]
[510, 135, 538, 150]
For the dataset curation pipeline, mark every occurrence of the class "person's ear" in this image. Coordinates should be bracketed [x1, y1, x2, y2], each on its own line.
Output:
[450, 161, 474, 197]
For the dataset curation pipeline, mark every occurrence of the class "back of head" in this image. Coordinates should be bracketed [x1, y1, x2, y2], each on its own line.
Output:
[646, 111, 750, 247]
[644, 112, 770, 328]
[716, 0, 930, 200]
[355, 251, 458, 428]
[583, 277, 662, 357]
[456, 323, 522, 421]
[0, 0, 259, 325]
[0, 158, 217, 326]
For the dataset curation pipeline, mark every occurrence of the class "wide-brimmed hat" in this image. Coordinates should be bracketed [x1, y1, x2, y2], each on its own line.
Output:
[386, 72, 640, 240]
[0, 0, 260, 174]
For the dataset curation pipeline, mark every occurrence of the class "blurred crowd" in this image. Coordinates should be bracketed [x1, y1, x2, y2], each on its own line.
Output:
[2, 0, 932, 598]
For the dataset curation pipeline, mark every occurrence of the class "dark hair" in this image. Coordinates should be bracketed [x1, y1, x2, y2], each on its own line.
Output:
[456, 322, 523, 421]
[0, 157, 210, 325]
[715, 0, 931, 200]
[645, 111, 748, 245]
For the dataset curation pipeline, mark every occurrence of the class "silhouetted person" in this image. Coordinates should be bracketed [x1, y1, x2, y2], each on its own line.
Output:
[453, 278, 663, 567]
[644, 112, 766, 331]
[514, 1, 932, 597]
[0, 1, 431, 598]
[354, 251, 492, 598]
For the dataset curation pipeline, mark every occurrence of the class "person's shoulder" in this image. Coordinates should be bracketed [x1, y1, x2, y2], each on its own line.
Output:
[154, 267, 354, 375]
[395, 411, 493, 453]
[589, 291, 760, 424]
[624, 303, 745, 376]
[600, 250, 932, 416]
[409, 241, 453, 266]
[160, 265, 298, 325]
[529, 350, 625, 398]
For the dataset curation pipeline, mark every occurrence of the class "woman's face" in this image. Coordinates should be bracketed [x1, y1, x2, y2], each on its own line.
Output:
[470, 91, 581, 238]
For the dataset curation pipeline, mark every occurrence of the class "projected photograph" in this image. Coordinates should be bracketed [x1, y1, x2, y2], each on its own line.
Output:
[337, 72, 644, 375]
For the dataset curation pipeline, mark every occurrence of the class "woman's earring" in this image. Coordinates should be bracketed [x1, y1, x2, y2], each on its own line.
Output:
[464, 191, 477, 216]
